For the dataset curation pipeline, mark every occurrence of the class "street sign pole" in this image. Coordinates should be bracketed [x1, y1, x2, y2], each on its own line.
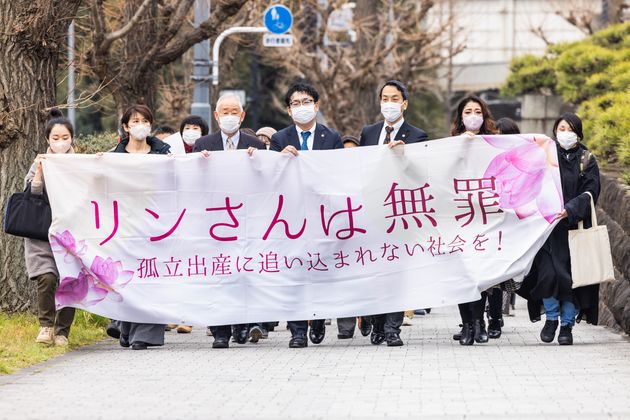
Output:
[191, 0, 212, 125]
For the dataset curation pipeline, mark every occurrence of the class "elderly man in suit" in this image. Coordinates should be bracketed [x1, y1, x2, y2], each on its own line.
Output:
[359, 80, 429, 347]
[270, 81, 343, 348]
[194, 93, 267, 349]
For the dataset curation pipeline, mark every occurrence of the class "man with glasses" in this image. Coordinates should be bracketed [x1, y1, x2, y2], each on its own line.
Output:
[359, 80, 429, 347]
[269, 81, 343, 348]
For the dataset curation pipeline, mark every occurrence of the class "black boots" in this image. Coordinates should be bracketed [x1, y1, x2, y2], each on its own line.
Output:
[488, 318, 502, 339]
[459, 323, 474, 345]
[540, 320, 559, 343]
[453, 324, 463, 341]
[473, 319, 489, 343]
[558, 326, 573, 345]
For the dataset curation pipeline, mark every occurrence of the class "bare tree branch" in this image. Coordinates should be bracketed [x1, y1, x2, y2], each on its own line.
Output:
[100, 0, 153, 50]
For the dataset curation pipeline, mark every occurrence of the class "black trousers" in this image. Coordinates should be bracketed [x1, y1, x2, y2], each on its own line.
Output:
[458, 291, 488, 324]
[371, 312, 403, 334]
[210, 324, 249, 340]
[487, 290, 503, 320]
[288, 319, 324, 338]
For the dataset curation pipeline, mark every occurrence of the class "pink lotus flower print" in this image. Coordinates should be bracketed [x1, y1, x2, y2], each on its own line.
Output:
[50, 230, 87, 263]
[90, 256, 134, 302]
[55, 269, 107, 308]
[482, 135, 563, 224]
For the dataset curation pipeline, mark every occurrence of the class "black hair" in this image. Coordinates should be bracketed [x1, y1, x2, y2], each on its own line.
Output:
[44, 108, 74, 139]
[450, 94, 497, 136]
[154, 126, 176, 137]
[284, 81, 319, 107]
[121, 104, 154, 127]
[379, 80, 409, 101]
[552, 112, 583, 140]
[495, 117, 521, 135]
[179, 115, 209, 136]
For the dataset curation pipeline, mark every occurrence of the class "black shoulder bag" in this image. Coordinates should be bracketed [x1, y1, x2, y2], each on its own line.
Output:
[3, 183, 52, 241]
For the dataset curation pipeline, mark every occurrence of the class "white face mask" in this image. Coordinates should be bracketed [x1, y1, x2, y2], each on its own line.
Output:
[129, 123, 151, 141]
[291, 104, 317, 125]
[49, 140, 71, 154]
[556, 131, 578, 150]
[463, 114, 483, 132]
[218, 116, 241, 134]
[381, 102, 403, 123]
[182, 129, 202, 146]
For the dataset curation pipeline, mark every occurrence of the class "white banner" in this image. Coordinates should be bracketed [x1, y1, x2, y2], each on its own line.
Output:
[43, 134, 563, 325]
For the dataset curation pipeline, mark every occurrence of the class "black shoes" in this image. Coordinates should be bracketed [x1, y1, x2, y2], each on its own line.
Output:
[473, 319, 489, 343]
[453, 324, 463, 341]
[337, 332, 353, 339]
[386, 333, 404, 347]
[558, 326, 573, 345]
[249, 325, 263, 343]
[413, 309, 426, 315]
[119, 335, 130, 348]
[540, 320, 559, 343]
[131, 342, 148, 350]
[459, 323, 474, 345]
[359, 317, 372, 337]
[488, 319, 502, 339]
[212, 337, 229, 349]
[370, 331, 386, 345]
[106, 322, 121, 339]
[233, 326, 249, 344]
[309, 325, 326, 344]
[289, 336, 308, 348]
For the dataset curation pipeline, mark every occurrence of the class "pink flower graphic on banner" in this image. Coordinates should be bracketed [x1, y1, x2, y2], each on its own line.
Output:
[50, 230, 87, 263]
[482, 135, 563, 224]
[90, 256, 134, 302]
[55, 269, 107, 308]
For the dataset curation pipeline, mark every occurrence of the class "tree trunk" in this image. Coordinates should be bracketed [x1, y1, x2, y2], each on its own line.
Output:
[0, 0, 82, 312]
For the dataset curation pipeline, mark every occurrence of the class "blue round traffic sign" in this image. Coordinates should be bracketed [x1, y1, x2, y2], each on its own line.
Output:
[263, 5, 293, 35]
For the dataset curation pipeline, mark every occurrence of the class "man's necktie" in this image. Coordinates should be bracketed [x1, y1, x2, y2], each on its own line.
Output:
[300, 131, 311, 151]
[226, 136, 235, 150]
[384, 126, 394, 144]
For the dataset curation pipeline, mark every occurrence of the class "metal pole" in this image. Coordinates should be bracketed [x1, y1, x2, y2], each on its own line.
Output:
[211, 27, 268, 86]
[67, 21, 76, 128]
[191, 0, 212, 125]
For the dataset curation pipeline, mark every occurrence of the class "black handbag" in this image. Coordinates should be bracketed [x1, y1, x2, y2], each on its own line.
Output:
[3, 183, 52, 241]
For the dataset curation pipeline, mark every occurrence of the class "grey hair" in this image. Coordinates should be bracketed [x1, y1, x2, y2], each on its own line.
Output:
[215, 93, 243, 112]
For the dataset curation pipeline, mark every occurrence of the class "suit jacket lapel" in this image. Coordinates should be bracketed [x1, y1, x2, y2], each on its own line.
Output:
[288, 125, 301, 150]
[211, 133, 224, 151]
[236, 131, 247, 149]
[371, 122, 385, 146]
[395, 121, 409, 142]
[313, 124, 325, 150]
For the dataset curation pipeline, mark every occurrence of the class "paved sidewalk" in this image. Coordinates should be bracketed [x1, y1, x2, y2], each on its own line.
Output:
[1, 300, 629, 420]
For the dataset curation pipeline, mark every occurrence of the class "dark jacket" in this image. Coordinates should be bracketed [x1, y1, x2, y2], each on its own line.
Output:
[193, 130, 266, 152]
[518, 142, 601, 324]
[113, 136, 171, 155]
[270, 123, 343, 152]
[359, 120, 428, 146]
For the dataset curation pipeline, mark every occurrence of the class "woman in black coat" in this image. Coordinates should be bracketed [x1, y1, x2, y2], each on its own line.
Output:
[519, 113, 600, 346]
[107, 104, 171, 350]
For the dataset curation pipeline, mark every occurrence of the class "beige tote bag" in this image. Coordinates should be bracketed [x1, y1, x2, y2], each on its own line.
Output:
[569, 192, 615, 288]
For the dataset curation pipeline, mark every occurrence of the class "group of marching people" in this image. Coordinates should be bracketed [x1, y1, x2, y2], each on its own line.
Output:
[24, 79, 600, 350]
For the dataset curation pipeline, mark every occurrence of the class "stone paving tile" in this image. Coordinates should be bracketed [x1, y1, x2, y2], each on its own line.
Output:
[1, 299, 629, 420]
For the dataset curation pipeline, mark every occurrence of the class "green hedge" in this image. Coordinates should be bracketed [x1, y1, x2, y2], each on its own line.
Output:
[74, 132, 118, 154]
[501, 21, 630, 167]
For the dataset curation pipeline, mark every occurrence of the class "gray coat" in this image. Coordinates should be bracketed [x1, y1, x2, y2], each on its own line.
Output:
[23, 162, 58, 279]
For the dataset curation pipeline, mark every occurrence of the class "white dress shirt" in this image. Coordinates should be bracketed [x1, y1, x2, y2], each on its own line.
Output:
[295, 124, 316, 151]
[378, 118, 405, 145]
[221, 130, 241, 150]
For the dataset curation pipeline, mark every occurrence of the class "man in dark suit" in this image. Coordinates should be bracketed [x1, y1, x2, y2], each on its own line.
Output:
[270, 81, 343, 348]
[193, 93, 267, 349]
[359, 80, 429, 347]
